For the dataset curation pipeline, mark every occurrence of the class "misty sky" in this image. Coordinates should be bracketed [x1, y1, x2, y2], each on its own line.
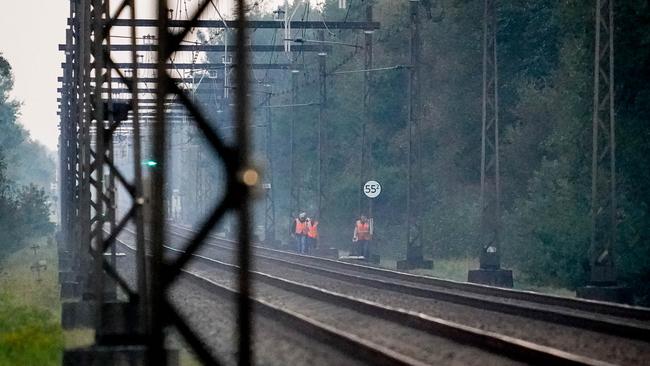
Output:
[0, 0, 69, 151]
[0, 0, 288, 152]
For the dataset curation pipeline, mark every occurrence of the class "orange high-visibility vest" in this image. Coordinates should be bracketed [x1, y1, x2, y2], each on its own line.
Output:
[307, 221, 319, 239]
[295, 218, 308, 235]
[356, 220, 371, 240]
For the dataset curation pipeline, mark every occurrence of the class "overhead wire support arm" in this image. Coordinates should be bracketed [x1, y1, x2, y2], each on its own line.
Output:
[96, 18, 381, 30]
[73, 44, 334, 52]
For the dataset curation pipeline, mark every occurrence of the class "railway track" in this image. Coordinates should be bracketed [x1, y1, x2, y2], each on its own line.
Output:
[169, 224, 650, 323]
[160, 224, 650, 365]
[168, 225, 650, 333]
[115, 230, 611, 366]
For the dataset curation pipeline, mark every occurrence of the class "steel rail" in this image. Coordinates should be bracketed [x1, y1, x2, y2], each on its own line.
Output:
[115, 237, 427, 366]
[116, 231, 612, 366]
[164, 225, 650, 343]
[169, 223, 650, 323]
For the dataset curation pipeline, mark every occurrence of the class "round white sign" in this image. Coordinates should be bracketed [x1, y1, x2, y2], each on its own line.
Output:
[363, 180, 381, 198]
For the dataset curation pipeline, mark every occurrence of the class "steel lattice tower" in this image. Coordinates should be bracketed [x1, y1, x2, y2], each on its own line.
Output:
[589, 0, 617, 285]
[398, 0, 432, 270]
[478, 0, 501, 269]
[576, 0, 630, 304]
[467, 0, 512, 287]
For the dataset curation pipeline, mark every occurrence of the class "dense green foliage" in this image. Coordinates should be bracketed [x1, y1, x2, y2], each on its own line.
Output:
[0, 240, 63, 366]
[190, 1, 650, 303]
[0, 295, 62, 366]
[0, 54, 55, 261]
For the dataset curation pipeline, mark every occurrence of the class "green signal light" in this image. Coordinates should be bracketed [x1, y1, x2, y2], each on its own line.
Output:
[143, 159, 158, 167]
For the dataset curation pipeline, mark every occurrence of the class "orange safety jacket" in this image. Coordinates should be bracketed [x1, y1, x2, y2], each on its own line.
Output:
[356, 220, 371, 241]
[294, 218, 308, 235]
[307, 221, 319, 239]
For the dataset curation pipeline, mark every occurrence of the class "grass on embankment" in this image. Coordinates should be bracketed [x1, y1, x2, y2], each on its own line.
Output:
[0, 237, 63, 366]
[382, 256, 574, 298]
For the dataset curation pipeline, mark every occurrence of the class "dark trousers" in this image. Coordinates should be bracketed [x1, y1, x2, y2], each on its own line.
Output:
[295, 234, 306, 253]
[305, 237, 317, 254]
[354, 239, 369, 258]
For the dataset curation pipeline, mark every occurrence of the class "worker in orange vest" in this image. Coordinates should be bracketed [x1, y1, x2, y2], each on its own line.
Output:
[353, 215, 372, 259]
[291, 212, 309, 253]
[306, 216, 319, 254]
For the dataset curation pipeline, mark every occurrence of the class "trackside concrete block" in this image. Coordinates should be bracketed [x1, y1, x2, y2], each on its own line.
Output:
[96, 302, 142, 345]
[59, 257, 72, 271]
[577, 285, 632, 304]
[60, 281, 80, 299]
[396, 258, 433, 270]
[467, 268, 514, 288]
[59, 270, 76, 283]
[62, 300, 94, 329]
[312, 247, 339, 258]
[63, 346, 179, 366]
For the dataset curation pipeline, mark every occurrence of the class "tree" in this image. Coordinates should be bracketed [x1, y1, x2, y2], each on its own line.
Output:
[0, 54, 55, 261]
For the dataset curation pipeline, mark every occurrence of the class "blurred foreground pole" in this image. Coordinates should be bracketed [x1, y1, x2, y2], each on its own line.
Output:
[234, 0, 253, 362]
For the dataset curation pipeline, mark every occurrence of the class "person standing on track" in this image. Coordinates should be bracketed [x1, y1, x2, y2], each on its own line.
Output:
[291, 212, 309, 253]
[353, 215, 372, 259]
[306, 216, 319, 255]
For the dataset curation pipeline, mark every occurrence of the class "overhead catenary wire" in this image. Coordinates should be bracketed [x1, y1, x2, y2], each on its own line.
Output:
[331, 64, 411, 75]
[261, 102, 320, 108]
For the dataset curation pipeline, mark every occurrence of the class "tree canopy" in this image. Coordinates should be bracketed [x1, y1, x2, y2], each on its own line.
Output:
[0, 53, 55, 260]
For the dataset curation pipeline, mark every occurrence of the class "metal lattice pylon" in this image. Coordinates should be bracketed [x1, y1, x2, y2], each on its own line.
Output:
[61, 0, 254, 364]
[589, 0, 617, 285]
[478, 0, 502, 270]
[399, 0, 430, 270]
[59, 2, 381, 362]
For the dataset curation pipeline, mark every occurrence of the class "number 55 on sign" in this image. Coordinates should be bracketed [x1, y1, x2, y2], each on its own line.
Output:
[363, 180, 381, 198]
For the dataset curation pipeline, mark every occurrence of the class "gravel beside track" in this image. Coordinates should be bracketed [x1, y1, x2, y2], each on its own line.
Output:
[193, 241, 650, 366]
[173, 224, 650, 324]
[252, 247, 650, 324]
[169, 277, 370, 366]
[186, 258, 524, 366]
[114, 237, 371, 366]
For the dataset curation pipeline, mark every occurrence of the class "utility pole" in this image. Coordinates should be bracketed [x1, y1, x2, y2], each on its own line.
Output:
[290, 68, 301, 218]
[58, 26, 75, 289]
[264, 87, 277, 246]
[128, 0, 150, 337]
[577, 0, 630, 303]
[90, 0, 107, 332]
[318, 30, 327, 221]
[359, 3, 374, 218]
[467, 0, 513, 287]
[361, 3, 379, 263]
[104, 0, 118, 302]
[398, 0, 432, 270]
[77, 0, 93, 302]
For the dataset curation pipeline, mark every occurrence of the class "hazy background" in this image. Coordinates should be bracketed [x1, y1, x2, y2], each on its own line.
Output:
[0, 0, 281, 151]
[0, 0, 69, 151]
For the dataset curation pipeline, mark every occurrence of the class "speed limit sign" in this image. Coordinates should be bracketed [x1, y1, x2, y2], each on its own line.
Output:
[363, 180, 381, 198]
